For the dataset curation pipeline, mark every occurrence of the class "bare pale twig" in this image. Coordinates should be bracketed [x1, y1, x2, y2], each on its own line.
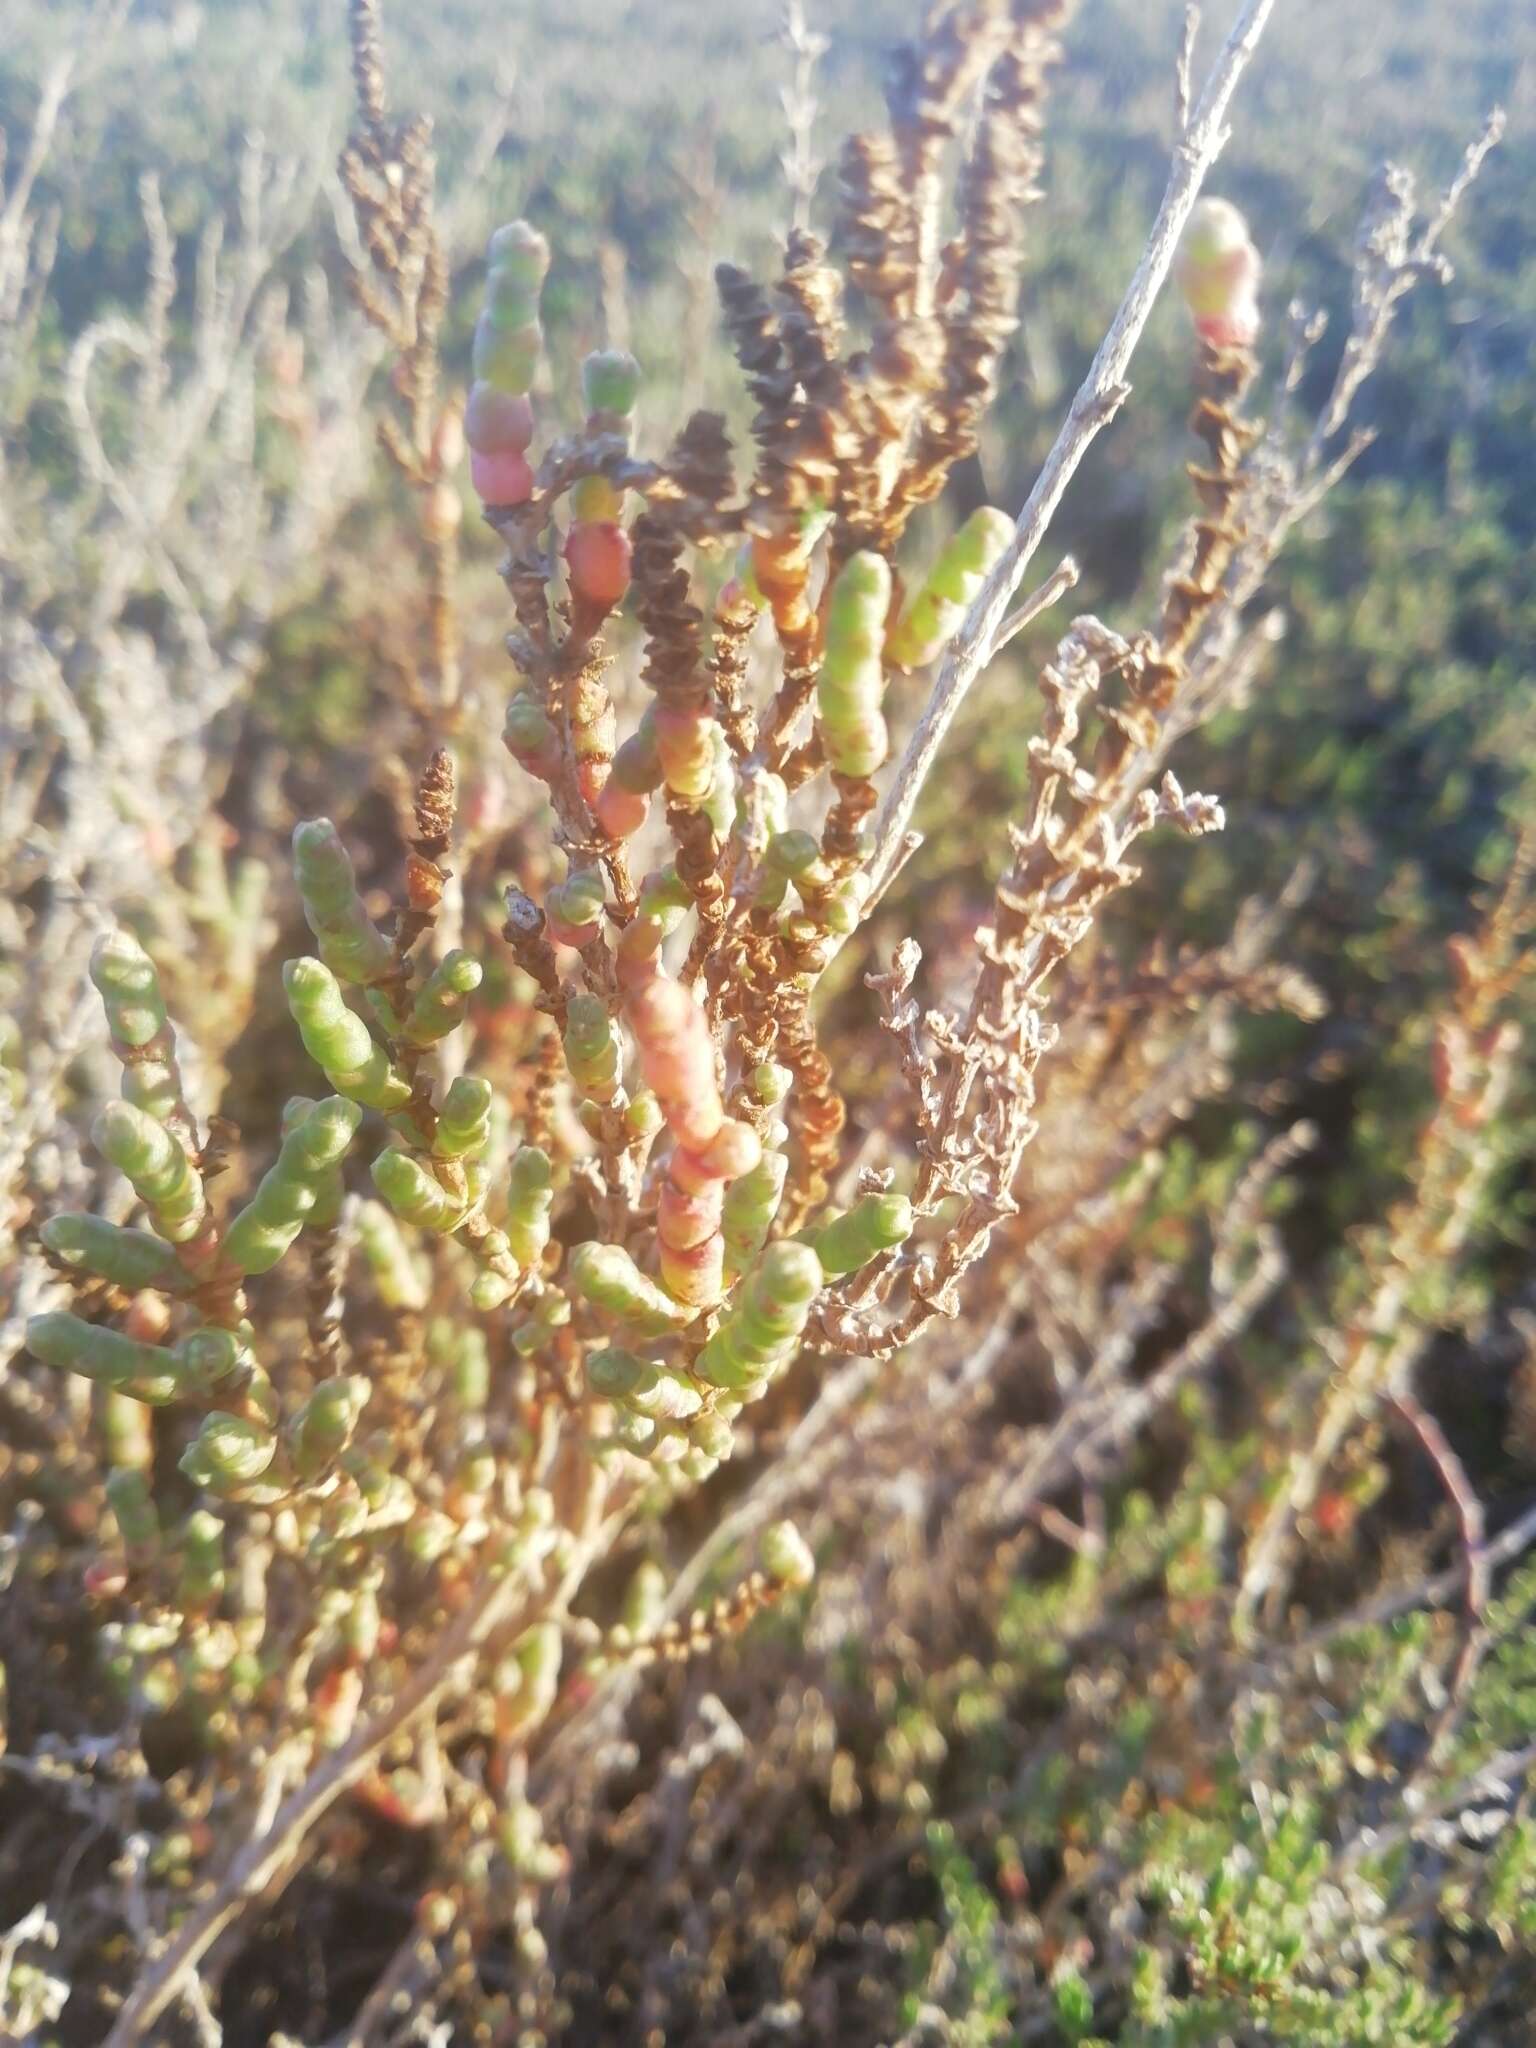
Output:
[324, 1928, 441, 2048]
[1335, 1740, 1536, 1878]
[1309, 107, 1505, 459]
[778, 0, 829, 231]
[1174, 4, 1201, 139]
[990, 554, 1082, 657]
[1297, 1494, 1536, 1656]
[1388, 1384, 1491, 1758]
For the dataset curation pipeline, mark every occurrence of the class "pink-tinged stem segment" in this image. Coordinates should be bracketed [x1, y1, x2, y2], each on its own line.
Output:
[617, 918, 759, 1306]
[466, 221, 549, 504]
[593, 762, 653, 842]
[565, 520, 632, 620]
[1175, 196, 1261, 348]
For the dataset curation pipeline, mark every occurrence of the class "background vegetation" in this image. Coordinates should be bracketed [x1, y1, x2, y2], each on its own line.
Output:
[4, 0, 1536, 2041]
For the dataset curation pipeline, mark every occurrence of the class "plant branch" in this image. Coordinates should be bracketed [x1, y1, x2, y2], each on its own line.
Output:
[867, 0, 1278, 897]
[102, 1558, 562, 2045]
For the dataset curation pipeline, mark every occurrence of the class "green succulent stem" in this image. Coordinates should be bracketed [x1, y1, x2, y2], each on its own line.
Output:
[40, 1214, 189, 1293]
[89, 928, 200, 1148]
[291, 819, 395, 986]
[92, 1099, 208, 1245]
[222, 1096, 362, 1276]
[27, 1314, 243, 1406]
[810, 1192, 914, 1277]
[284, 957, 412, 1111]
[569, 1241, 695, 1337]
[817, 552, 892, 778]
[401, 950, 483, 1047]
[694, 1240, 824, 1392]
[886, 507, 1015, 670]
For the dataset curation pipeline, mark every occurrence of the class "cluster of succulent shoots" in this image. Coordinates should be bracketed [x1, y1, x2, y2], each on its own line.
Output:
[25, 180, 1263, 1496]
[24, 801, 849, 1510]
[464, 219, 639, 622]
[28, 926, 373, 1504]
[469, 208, 1039, 829]
[20, 66, 1272, 1881]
